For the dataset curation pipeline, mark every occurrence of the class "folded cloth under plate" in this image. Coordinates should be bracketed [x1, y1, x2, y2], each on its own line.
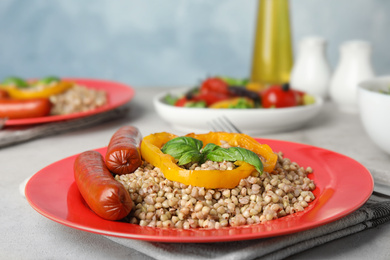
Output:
[0, 105, 129, 148]
[105, 196, 390, 260]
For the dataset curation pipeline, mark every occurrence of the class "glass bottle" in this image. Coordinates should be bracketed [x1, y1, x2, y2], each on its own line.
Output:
[250, 0, 293, 86]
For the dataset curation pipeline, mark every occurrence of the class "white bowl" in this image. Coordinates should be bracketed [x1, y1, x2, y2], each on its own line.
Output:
[154, 87, 324, 135]
[358, 76, 390, 154]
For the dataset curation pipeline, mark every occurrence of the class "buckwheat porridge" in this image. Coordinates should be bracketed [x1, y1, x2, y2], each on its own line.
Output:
[116, 150, 316, 229]
[50, 84, 107, 115]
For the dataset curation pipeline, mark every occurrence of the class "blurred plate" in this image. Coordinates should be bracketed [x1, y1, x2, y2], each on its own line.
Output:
[5, 78, 135, 126]
[154, 87, 324, 135]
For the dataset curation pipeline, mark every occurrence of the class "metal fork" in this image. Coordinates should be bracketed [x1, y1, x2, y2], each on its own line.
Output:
[208, 116, 242, 133]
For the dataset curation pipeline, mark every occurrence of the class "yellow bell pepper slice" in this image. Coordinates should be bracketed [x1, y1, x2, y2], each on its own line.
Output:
[246, 82, 266, 92]
[209, 97, 254, 109]
[2, 81, 73, 99]
[140, 132, 277, 189]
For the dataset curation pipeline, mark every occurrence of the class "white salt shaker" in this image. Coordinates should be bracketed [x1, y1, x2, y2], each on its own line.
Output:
[329, 40, 375, 113]
[290, 36, 331, 98]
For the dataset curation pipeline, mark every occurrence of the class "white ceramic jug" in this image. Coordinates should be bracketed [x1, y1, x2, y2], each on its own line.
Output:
[329, 40, 375, 113]
[290, 36, 331, 98]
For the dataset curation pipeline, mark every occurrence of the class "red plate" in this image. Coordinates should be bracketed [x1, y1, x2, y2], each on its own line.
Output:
[5, 78, 135, 126]
[25, 139, 373, 243]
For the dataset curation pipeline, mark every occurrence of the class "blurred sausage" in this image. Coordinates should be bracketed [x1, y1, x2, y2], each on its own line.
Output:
[105, 126, 143, 175]
[74, 150, 134, 220]
[0, 89, 9, 99]
[0, 98, 51, 119]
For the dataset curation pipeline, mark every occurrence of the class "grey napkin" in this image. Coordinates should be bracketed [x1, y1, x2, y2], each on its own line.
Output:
[0, 105, 129, 148]
[105, 196, 390, 260]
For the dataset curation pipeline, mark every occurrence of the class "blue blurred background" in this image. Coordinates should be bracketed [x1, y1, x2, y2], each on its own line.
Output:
[1, 0, 389, 88]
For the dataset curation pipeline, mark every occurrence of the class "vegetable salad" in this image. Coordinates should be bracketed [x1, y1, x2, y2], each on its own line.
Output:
[164, 76, 315, 109]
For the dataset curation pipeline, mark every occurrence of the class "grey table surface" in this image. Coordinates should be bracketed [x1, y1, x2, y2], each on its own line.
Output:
[1, 87, 389, 260]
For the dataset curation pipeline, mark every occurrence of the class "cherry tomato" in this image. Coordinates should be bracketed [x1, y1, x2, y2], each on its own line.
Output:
[200, 77, 230, 96]
[292, 89, 305, 105]
[174, 97, 191, 107]
[261, 84, 298, 108]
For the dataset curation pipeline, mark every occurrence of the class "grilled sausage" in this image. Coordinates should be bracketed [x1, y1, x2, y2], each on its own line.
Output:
[0, 98, 51, 119]
[74, 150, 134, 220]
[105, 126, 143, 175]
[0, 89, 9, 99]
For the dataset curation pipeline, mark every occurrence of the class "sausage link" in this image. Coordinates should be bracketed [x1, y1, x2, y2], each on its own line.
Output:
[0, 98, 51, 119]
[74, 150, 134, 220]
[0, 89, 9, 99]
[105, 126, 143, 175]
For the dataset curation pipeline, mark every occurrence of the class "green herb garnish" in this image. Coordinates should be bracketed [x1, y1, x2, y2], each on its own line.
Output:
[228, 98, 253, 109]
[2, 76, 28, 88]
[218, 76, 249, 86]
[161, 136, 203, 165]
[379, 86, 390, 95]
[161, 136, 263, 173]
[38, 76, 60, 85]
[206, 147, 263, 173]
[184, 100, 207, 108]
[163, 94, 179, 105]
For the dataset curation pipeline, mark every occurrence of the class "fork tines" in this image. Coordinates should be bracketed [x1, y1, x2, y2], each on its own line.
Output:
[208, 116, 242, 133]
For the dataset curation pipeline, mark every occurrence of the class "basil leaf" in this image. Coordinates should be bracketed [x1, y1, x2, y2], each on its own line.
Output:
[218, 76, 249, 86]
[184, 101, 207, 108]
[229, 147, 264, 173]
[163, 94, 178, 105]
[161, 143, 194, 159]
[2, 76, 29, 88]
[206, 147, 236, 162]
[202, 143, 220, 154]
[178, 150, 203, 165]
[161, 136, 203, 160]
[207, 147, 263, 173]
[162, 136, 203, 152]
[161, 136, 263, 174]
[38, 76, 61, 85]
[199, 143, 219, 162]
